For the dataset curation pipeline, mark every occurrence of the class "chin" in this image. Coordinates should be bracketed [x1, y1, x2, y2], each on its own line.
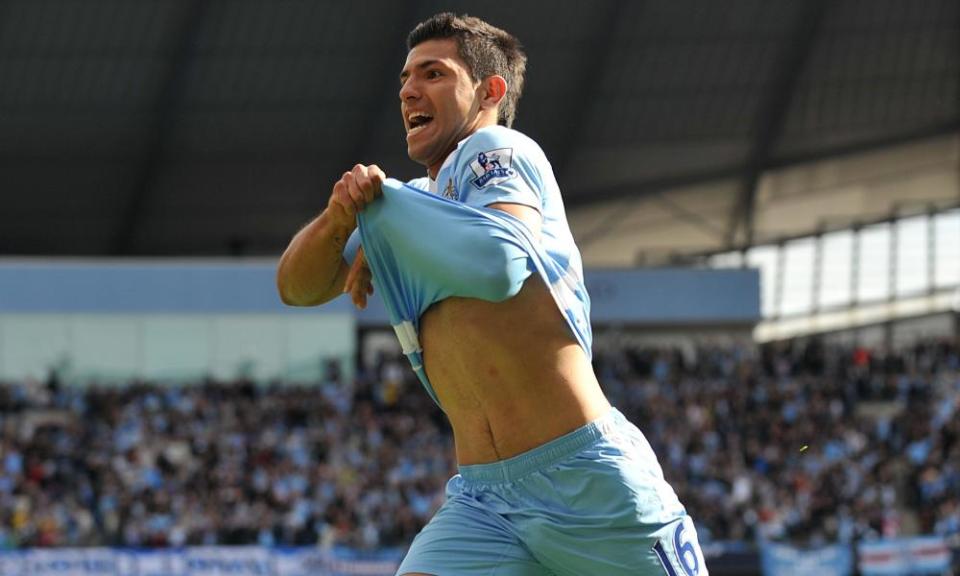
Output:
[407, 148, 426, 166]
[406, 142, 431, 166]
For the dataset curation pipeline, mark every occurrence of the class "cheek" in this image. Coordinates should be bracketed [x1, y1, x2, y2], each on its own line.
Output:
[456, 87, 476, 111]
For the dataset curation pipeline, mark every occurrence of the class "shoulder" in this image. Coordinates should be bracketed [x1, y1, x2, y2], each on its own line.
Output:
[455, 126, 550, 185]
[459, 126, 547, 163]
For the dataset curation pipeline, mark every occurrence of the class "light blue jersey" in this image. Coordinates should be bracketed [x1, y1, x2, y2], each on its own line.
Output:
[349, 126, 592, 407]
[430, 125, 591, 351]
[343, 127, 706, 575]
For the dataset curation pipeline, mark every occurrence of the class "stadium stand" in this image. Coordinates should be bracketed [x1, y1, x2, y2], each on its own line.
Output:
[2, 339, 957, 557]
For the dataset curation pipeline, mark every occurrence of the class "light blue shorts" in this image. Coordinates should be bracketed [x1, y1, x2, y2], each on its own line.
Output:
[396, 408, 708, 575]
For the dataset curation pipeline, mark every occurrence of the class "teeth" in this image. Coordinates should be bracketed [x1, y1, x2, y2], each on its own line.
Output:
[407, 113, 432, 123]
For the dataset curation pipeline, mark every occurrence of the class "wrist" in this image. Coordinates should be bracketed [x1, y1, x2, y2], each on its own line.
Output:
[321, 206, 356, 236]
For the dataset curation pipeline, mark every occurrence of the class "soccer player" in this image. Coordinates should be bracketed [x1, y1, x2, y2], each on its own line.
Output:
[277, 13, 707, 576]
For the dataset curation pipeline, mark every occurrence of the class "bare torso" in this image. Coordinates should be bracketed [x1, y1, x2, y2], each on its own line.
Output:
[420, 275, 610, 465]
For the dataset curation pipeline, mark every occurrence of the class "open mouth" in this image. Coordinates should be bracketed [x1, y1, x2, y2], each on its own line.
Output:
[407, 113, 434, 135]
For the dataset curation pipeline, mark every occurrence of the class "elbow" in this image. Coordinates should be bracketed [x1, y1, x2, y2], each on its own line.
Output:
[276, 266, 323, 307]
[277, 283, 324, 307]
[277, 284, 302, 306]
[276, 277, 301, 306]
[276, 260, 295, 305]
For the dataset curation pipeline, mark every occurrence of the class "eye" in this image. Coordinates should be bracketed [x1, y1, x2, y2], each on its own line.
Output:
[426, 69, 442, 79]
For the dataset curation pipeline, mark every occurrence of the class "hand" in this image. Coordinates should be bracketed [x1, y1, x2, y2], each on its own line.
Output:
[343, 247, 374, 309]
[326, 164, 386, 231]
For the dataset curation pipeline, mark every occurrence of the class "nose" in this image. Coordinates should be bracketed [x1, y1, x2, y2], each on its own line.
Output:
[399, 77, 419, 102]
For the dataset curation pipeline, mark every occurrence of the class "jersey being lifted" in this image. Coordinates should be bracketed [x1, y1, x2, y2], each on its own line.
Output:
[351, 126, 592, 407]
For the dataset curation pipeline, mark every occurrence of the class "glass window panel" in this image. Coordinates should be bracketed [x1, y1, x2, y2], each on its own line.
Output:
[747, 245, 780, 317]
[934, 209, 960, 288]
[780, 238, 815, 316]
[857, 223, 890, 302]
[819, 231, 853, 308]
[895, 215, 928, 296]
[709, 251, 744, 268]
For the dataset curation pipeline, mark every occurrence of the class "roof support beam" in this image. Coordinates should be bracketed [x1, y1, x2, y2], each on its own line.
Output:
[564, 120, 960, 208]
[333, 3, 422, 183]
[725, 0, 828, 248]
[577, 190, 728, 251]
[554, 0, 628, 182]
[111, 0, 210, 255]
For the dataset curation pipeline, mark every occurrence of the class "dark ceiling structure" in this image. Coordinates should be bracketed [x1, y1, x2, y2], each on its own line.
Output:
[1, 0, 957, 256]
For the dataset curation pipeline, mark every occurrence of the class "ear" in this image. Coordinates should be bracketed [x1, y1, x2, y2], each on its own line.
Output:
[479, 75, 507, 112]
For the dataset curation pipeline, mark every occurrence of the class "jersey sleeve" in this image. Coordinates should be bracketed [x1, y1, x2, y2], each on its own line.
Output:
[343, 228, 361, 263]
[456, 128, 546, 212]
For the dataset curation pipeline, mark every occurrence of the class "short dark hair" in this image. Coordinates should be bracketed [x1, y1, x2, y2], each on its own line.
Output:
[407, 13, 527, 128]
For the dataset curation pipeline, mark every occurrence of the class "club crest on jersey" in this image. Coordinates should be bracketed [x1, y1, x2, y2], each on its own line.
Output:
[442, 178, 457, 199]
[470, 148, 516, 188]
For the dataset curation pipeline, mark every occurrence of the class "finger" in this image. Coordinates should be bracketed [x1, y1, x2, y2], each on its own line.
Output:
[330, 180, 354, 216]
[357, 266, 372, 291]
[344, 172, 366, 209]
[350, 269, 369, 308]
[358, 268, 373, 302]
[351, 282, 367, 309]
[344, 262, 357, 294]
[343, 248, 366, 293]
[368, 164, 385, 199]
[353, 166, 375, 204]
[334, 176, 358, 215]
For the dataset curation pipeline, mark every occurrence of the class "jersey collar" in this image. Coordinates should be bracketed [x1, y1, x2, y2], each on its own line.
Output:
[427, 128, 491, 193]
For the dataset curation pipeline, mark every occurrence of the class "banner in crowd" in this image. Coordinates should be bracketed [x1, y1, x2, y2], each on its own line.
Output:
[858, 536, 952, 575]
[0, 546, 404, 576]
[760, 542, 854, 576]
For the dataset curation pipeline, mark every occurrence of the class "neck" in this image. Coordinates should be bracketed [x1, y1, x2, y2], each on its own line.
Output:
[427, 118, 500, 179]
[427, 142, 460, 180]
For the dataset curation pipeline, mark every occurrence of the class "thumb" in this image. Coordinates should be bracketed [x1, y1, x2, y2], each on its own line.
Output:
[344, 247, 366, 293]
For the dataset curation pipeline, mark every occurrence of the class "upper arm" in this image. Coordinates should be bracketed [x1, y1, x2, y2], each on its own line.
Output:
[276, 221, 353, 307]
[456, 129, 546, 215]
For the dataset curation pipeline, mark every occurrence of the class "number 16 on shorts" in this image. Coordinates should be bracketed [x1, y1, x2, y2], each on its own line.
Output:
[653, 516, 708, 576]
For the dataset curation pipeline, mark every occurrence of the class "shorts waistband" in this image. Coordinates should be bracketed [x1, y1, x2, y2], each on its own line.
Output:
[458, 407, 625, 484]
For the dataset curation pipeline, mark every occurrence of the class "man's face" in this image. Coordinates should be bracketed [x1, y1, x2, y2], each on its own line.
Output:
[399, 38, 484, 177]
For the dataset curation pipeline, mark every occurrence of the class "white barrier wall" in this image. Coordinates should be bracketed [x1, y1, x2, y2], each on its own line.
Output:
[0, 260, 358, 384]
[0, 313, 353, 383]
[0, 314, 355, 382]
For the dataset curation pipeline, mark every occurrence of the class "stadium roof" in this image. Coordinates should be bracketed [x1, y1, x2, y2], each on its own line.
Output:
[1, 0, 957, 258]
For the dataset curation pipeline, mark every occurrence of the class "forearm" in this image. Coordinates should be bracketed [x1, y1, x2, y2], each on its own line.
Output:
[277, 210, 352, 306]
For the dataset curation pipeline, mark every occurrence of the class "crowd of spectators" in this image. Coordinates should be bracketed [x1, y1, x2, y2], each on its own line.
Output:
[595, 337, 959, 546]
[0, 337, 957, 550]
[0, 361, 451, 550]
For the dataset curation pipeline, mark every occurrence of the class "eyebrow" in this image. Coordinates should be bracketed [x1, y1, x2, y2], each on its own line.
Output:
[399, 59, 443, 83]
